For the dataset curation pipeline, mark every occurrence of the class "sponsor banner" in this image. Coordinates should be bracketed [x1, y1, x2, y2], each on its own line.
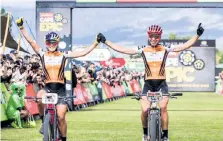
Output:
[119, 85, 125, 96]
[102, 88, 108, 100]
[122, 82, 130, 94]
[87, 83, 100, 101]
[132, 79, 141, 93]
[82, 83, 94, 102]
[113, 82, 125, 96]
[39, 12, 68, 32]
[129, 80, 141, 94]
[25, 84, 39, 115]
[137, 40, 215, 50]
[80, 84, 89, 101]
[77, 0, 115, 2]
[1, 83, 9, 121]
[1, 83, 11, 102]
[74, 48, 111, 61]
[112, 82, 122, 97]
[160, 39, 215, 47]
[117, 0, 197, 2]
[100, 58, 125, 68]
[1, 104, 8, 121]
[126, 81, 134, 94]
[101, 82, 113, 99]
[37, 9, 71, 51]
[73, 83, 86, 105]
[165, 43, 215, 91]
[125, 60, 144, 71]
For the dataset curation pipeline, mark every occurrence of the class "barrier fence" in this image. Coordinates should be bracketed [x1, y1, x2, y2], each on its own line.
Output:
[0, 79, 143, 122]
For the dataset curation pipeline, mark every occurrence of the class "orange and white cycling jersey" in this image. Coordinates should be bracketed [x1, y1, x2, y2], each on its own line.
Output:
[137, 45, 172, 80]
[38, 50, 71, 84]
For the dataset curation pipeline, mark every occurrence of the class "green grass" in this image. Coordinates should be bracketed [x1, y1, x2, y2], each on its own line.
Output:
[1, 92, 223, 141]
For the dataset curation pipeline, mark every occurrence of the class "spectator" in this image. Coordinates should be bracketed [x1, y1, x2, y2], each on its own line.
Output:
[32, 74, 45, 95]
[1, 67, 12, 84]
[71, 64, 78, 88]
[26, 62, 41, 83]
[30, 54, 40, 63]
[6, 83, 29, 128]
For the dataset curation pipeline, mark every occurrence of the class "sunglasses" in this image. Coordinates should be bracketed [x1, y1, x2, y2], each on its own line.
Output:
[148, 34, 161, 39]
[46, 41, 58, 46]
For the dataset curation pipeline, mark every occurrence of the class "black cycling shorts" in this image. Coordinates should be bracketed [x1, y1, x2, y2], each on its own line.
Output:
[44, 83, 67, 105]
[142, 79, 168, 95]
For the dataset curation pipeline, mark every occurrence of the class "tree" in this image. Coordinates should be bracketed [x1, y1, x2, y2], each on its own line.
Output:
[168, 33, 192, 40]
[219, 56, 223, 64]
[181, 36, 192, 40]
[1, 8, 6, 15]
[216, 48, 220, 55]
[168, 33, 177, 40]
[1, 8, 13, 32]
[216, 48, 223, 64]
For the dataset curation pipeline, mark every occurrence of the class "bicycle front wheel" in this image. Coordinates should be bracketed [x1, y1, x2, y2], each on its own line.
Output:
[43, 113, 52, 141]
[148, 112, 158, 141]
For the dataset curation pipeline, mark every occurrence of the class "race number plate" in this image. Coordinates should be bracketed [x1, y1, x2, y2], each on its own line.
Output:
[42, 93, 58, 104]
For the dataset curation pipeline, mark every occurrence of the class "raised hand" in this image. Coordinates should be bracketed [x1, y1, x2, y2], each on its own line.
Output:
[96, 33, 106, 43]
[16, 17, 24, 29]
[197, 23, 204, 36]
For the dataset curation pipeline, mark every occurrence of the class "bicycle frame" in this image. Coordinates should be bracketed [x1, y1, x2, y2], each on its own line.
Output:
[146, 92, 163, 141]
[42, 93, 75, 141]
[42, 93, 60, 141]
[45, 104, 56, 125]
[132, 91, 182, 141]
[24, 94, 74, 141]
[44, 104, 58, 141]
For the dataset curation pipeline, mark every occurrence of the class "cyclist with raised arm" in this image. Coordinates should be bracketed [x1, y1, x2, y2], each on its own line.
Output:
[97, 23, 204, 141]
[16, 17, 101, 141]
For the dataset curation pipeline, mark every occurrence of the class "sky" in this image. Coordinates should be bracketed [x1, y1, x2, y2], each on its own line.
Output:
[1, 0, 223, 54]
[72, 8, 223, 49]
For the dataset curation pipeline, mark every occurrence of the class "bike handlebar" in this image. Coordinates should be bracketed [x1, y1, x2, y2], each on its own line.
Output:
[24, 95, 76, 102]
[131, 92, 183, 101]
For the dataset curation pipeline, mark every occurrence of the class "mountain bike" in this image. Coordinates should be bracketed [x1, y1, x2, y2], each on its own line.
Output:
[25, 93, 75, 141]
[132, 91, 183, 141]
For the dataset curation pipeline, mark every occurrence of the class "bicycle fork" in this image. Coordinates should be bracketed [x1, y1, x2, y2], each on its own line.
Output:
[45, 104, 58, 141]
[147, 108, 161, 141]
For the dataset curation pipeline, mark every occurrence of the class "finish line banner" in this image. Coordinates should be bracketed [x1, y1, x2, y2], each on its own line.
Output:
[161, 40, 215, 92]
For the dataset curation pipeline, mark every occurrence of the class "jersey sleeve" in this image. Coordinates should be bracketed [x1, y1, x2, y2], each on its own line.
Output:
[63, 51, 72, 58]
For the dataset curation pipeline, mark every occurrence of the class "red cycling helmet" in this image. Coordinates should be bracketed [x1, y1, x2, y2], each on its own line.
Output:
[147, 25, 163, 35]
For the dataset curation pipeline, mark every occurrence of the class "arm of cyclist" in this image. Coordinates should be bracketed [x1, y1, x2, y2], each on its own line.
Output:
[97, 33, 137, 55]
[105, 41, 137, 55]
[68, 42, 98, 58]
[170, 23, 204, 52]
[16, 17, 40, 54]
[66, 35, 100, 58]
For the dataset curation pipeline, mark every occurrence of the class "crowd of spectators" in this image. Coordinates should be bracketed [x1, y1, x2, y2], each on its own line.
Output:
[72, 61, 144, 88]
[0, 50, 144, 92]
[0, 51, 45, 92]
[0, 50, 145, 129]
